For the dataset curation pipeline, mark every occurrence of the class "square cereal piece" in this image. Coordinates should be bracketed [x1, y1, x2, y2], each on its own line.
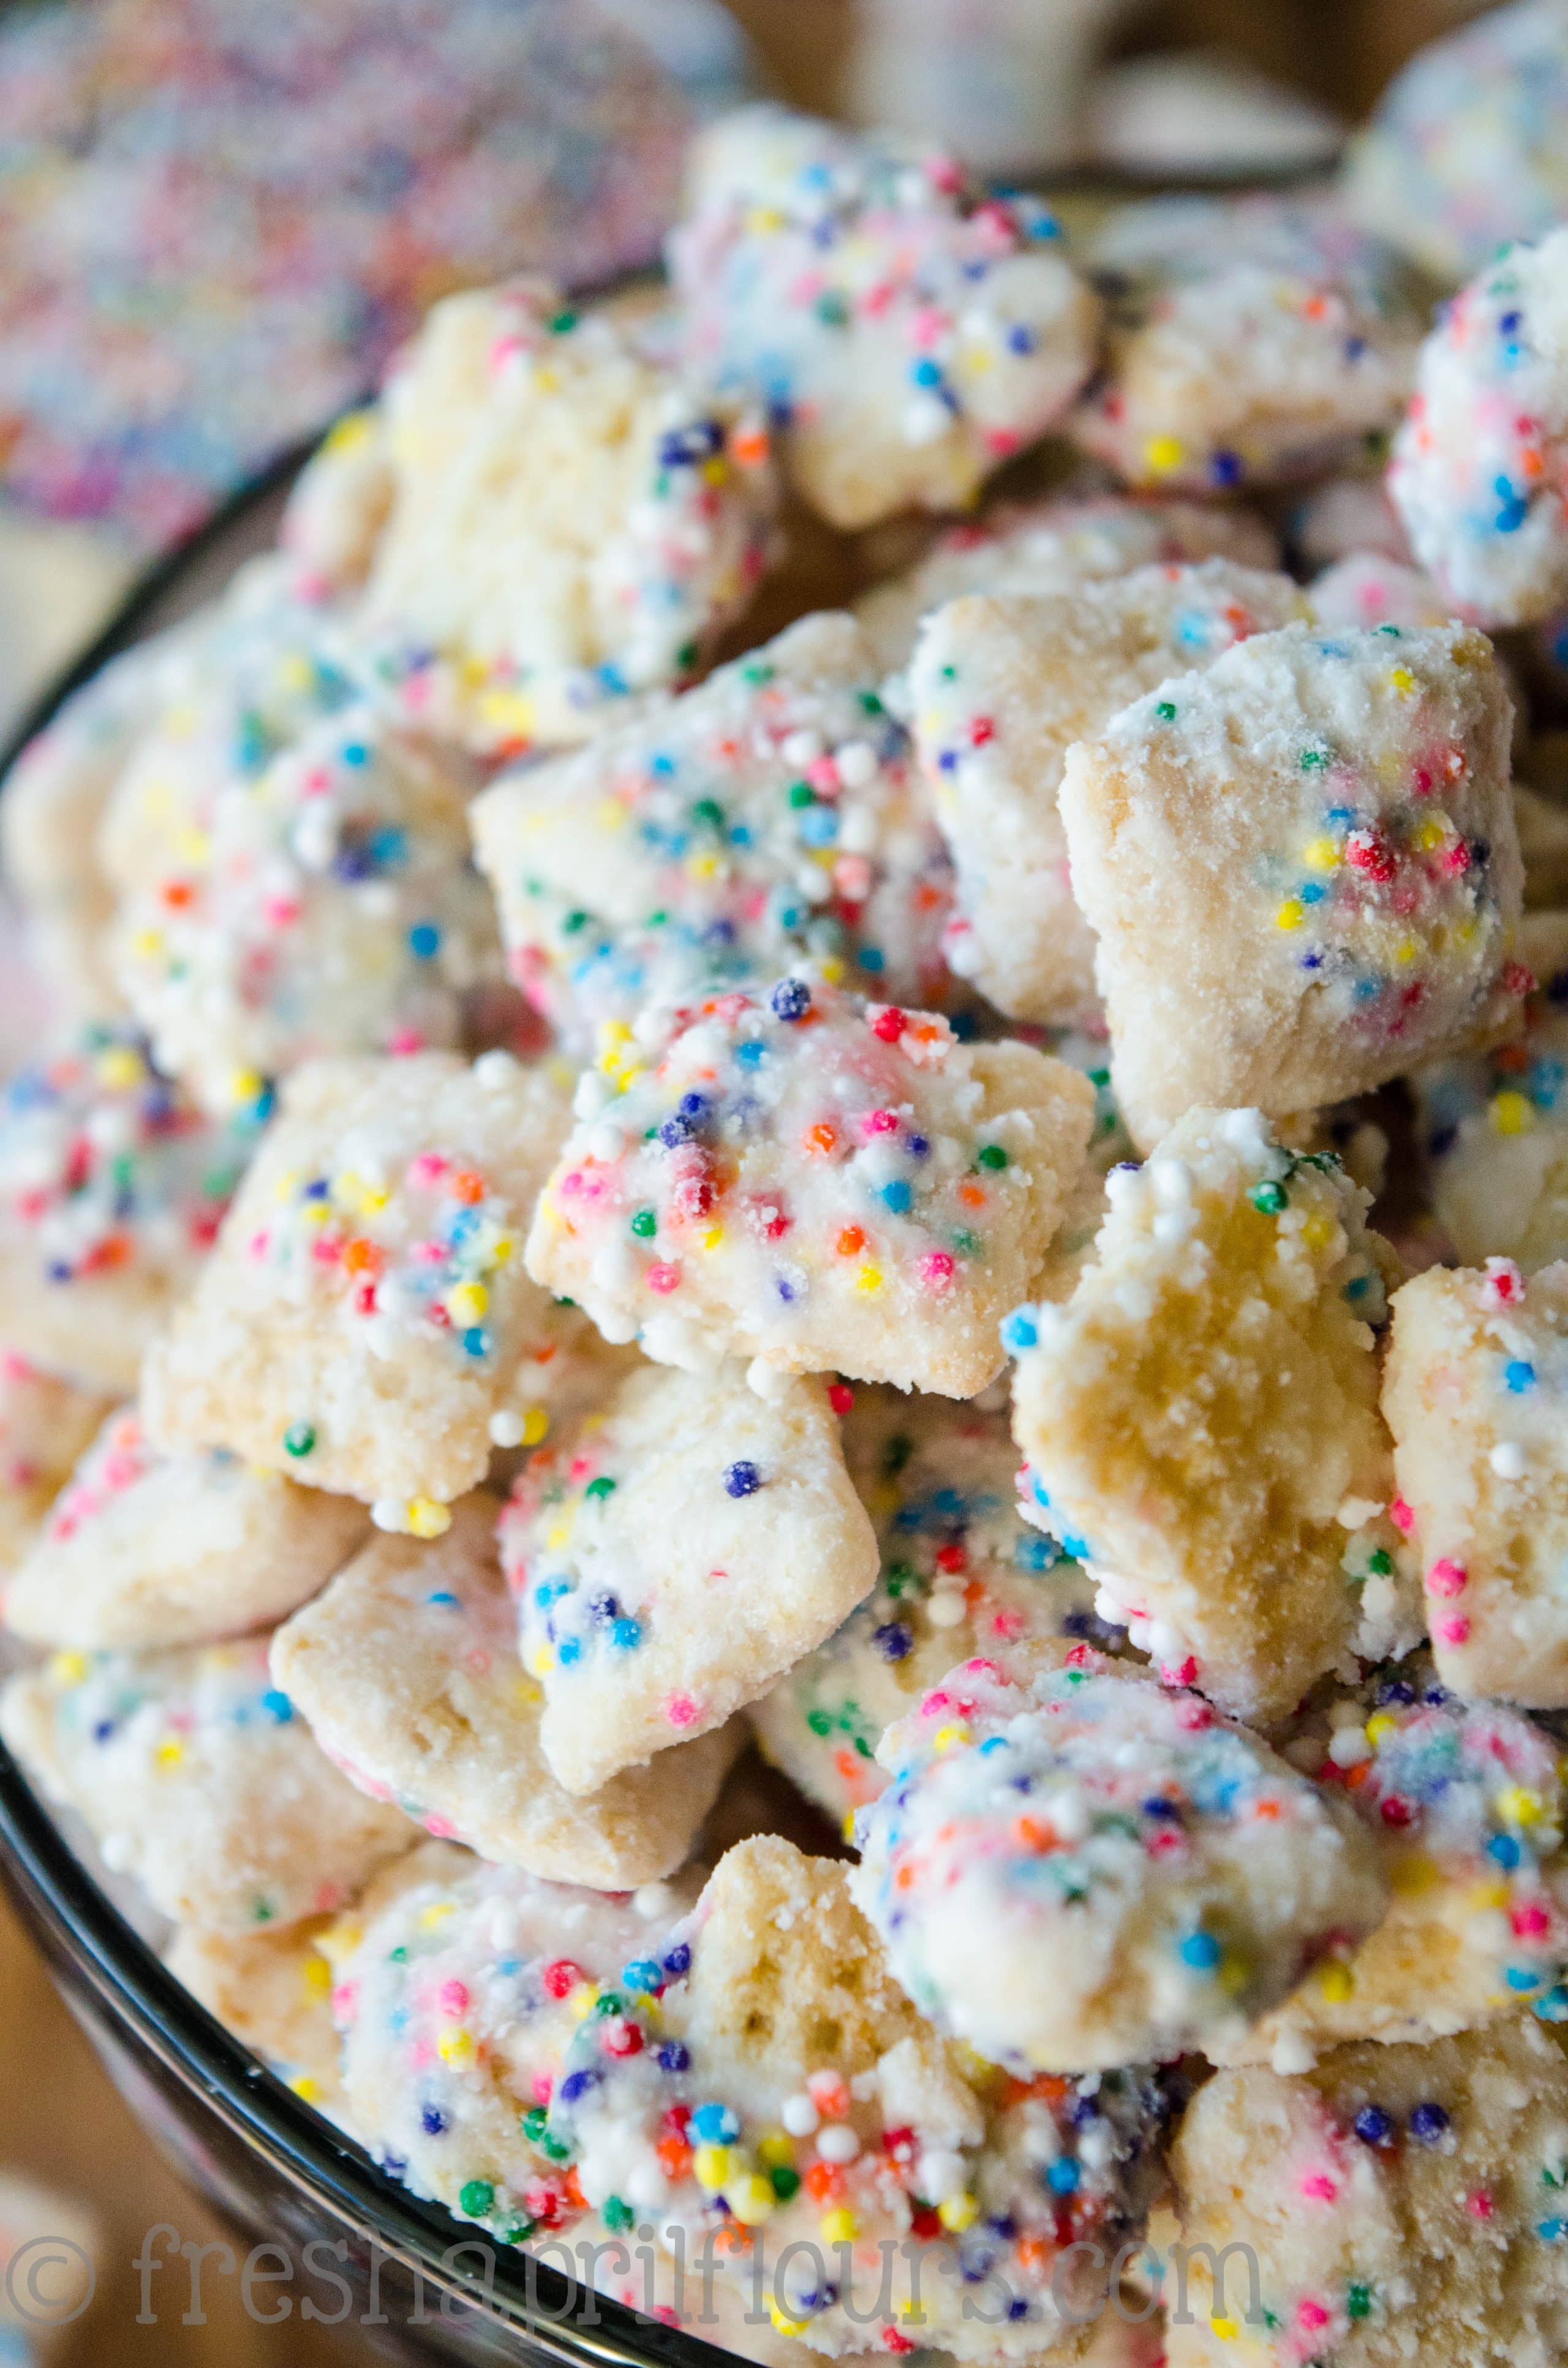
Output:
[111, 695, 500, 1119]
[854, 491, 1280, 671]
[0, 1026, 260, 1394]
[500, 1363, 877, 1793]
[1069, 194, 1420, 494]
[270, 1494, 739, 1886]
[1386, 1259, 1568, 1703]
[142, 1051, 574, 1520]
[0, 1632, 411, 1932]
[669, 106, 1099, 531]
[1059, 621, 1525, 1149]
[471, 611, 952, 1050]
[2, 1404, 367, 1652]
[1167, 2018, 1568, 2368]
[1219, 1662, 1568, 2063]
[1008, 1108, 1406, 1725]
[527, 978, 1094, 1396]
[331, 1845, 702, 2231]
[748, 1385, 1099, 1828]
[362, 278, 777, 753]
[0, 1355, 113, 1566]
[910, 561, 1306, 1026]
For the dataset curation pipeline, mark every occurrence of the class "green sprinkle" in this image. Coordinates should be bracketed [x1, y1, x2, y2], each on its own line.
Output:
[940, 664, 957, 681]
[283, 1421, 315, 1458]
[562, 910, 589, 934]
[815, 292, 850, 327]
[691, 797, 725, 828]
[1300, 745, 1330, 769]
[1346, 2285, 1371, 2323]
[787, 780, 815, 808]
[502, 2218, 536, 2245]
[976, 1143, 1009, 1171]
[603, 2196, 636, 2232]
[549, 309, 579, 335]
[1366, 1548, 1393, 1576]
[952, 1228, 982, 1255]
[594, 1991, 624, 2018]
[1154, 700, 1177, 722]
[771, 2166, 802, 2201]
[858, 690, 883, 715]
[742, 662, 776, 685]
[884, 1562, 918, 1598]
[541, 2133, 572, 2163]
[630, 1208, 657, 1238]
[585, 1476, 617, 1501]
[1248, 1181, 1288, 1215]
[388, 1945, 409, 1964]
[522, 2106, 549, 2143]
[806, 1708, 833, 1737]
[459, 2181, 496, 2218]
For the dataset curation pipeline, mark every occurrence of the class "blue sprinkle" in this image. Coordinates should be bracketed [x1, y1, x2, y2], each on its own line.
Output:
[880, 1179, 913, 1214]
[725, 1460, 762, 1499]
[559, 2070, 600, 2104]
[1179, 1931, 1222, 1971]
[1001, 1307, 1039, 1354]
[421, 2105, 448, 2136]
[657, 2042, 691, 2073]
[662, 1942, 692, 1978]
[691, 2101, 741, 2144]
[873, 1622, 913, 1662]
[1506, 1360, 1537, 1392]
[771, 978, 812, 1022]
[425, 1590, 461, 1609]
[558, 1636, 581, 1666]
[462, 1326, 491, 1358]
[609, 1617, 643, 1651]
[1006, 324, 1036, 355]
[1409, 2102, 1449, 2144]
[910, 357, 943, 388]
[260, 1689, 294, 1723]
[1488, 1832, 1522, 1869]
[622, 1959, 663, 1995]
[1354, 2106, 1393, 2146]
[1045, 2158, 1081, 2195]
[1507, 1966, 1544, 1990]
[409, 921, 441, 959]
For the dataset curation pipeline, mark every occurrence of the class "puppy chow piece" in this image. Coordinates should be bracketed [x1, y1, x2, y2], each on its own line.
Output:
[527, 977, 1093, 1395]
[910, 561, 1306, 1027]
[669, 105, 1099, 531]
[143, 1051, 574, 1519]
[1059, 621, 1524, 1148]
[271, 1495, 737, 1886]
[501, 1362, 876, 1793]
[1008, 1108, 1410, 1725]
[0, 1632, 410, 1932]
[853, 1647, 1387, 2074]
[0, 1024, 260, 1394]
[361, 276, 777, 753]
[3, 1404, 366, 1651]
[1167, 2016, 1568, 2366]
[1071, 195, 1420, 494]
[472, 611, 952, 1050]
[0, 1355, 113, 1567]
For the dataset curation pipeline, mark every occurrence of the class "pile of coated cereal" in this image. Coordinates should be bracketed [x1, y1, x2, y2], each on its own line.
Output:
[12, 31, 1568, 2362]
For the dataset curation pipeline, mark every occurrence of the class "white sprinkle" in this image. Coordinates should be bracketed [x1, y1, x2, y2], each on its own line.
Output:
[1491, 1441, 1527, 1480]
[816, 2125, 861, 2165]
[782, 2094, 820, 2138]
[927, 1589, 967, 1628]
[781, 728, 824, 767]
[488, 1409, 526, 1448]
[472, 1050, 519, 1090]
[834, 739, 878, 789]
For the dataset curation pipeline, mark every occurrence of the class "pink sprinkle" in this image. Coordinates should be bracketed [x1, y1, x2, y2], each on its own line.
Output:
[1437, 1615, 1472, 1645]
[247, 1229, 271, 1260]
[532, 2071, 554, 2106]
[1426, 1558, 1468, 1597]
[664, 1693, 701, 1728]
[388, 1028, 425, 1057]
[644, 1262, 681, 1294]
[1300, 2172, 1338, 2203]
[331, 1981, 358, 2021]
[921, 1689, 953, 1716]
[1297, 2301, 1330, 2333]
[409, 1152, 449, 1186]
[805, 755, 840, 795]
[1161, 1657, 1199, 1689]
[919, 1250, 956, 1292]
[439, 1979, 470, 2017]
[424, 1814, 459, 1839]
[864, 1108, 900, 1135]
[1513, 1903, 1551, 1938]
[1176, 1698, 1213, 1731]
[1389, 1497, 1415, 1535]
[1467, 2190, 1494, 2220]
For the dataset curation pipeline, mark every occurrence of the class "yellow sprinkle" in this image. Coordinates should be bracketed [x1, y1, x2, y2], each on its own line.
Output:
[304, 1953, 333, 1996]
[1300, 1212, 1335, 1254]
[747, 205, 785, 233]
[1302, 837, 1340, 872]
[701, 455, 731, 484]
[1317, 1961, 1354, 2003]
[447, 1282, 488, 1325]
[1414, 817, 1447, 853]
[478, 689, 535, 741]
[616, 1067, 643, 1095]
[419, 1901, 458, 1929]
[155, 1739, 185, 1768]
[701, 1225, 724, 1251]
[491, 1236, 514, 1266]
[769, 2302, 810, 2338]
[1467, 1880, 1510, 1912]
[727, 2174, 776, 2225]
[230, 1068, 265, 1107]
[1210, 2318, 1238, 2343]
[821, 2208, 859, 2244]
[1143, 433, 1185, 475]
[1387, 665, 1417, 698]
[323, 409, 375, 454]
[756, 2130, 795, 2169]
[595, 801, 627, 832]
[288, 2075, 323, 2103]
[407, 1498, 453, 1540]
[933, 1723, 971, 1753]
[570, 1981, 600, 2021]
[50, 1652, 89, 1685]
[96, 1046, 145, 1091]
[437, 2028, 475, 2067]
[854, 1265, 884, 1295]
[820, 956, 847, 986]
[1491, 1091, 1536, 1137]
[529, 1645, 554, 1679]
[687, 853, 720, 882]
[693, 2144, 733, 2191]
[1499, 1785, 1544, 1825]
[842, 1810, 858, 1844]
[546, 1523, 573, 1551]
[1364, 1712, 1398, 1748]
[521, 1407, 549, 1447]
[533, 367, 560, 395]
[1390, 1852, 1438, 1897]
[131, 928, 165, 961]
[1394, 937, 1418, 965]
[937, 2193, 978, 2233]
[1275, 900, 1305, 931]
